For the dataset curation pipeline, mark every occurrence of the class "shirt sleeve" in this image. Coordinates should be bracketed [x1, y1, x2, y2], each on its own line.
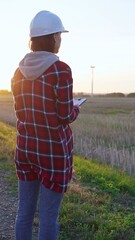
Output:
[55, 65, 79, 124]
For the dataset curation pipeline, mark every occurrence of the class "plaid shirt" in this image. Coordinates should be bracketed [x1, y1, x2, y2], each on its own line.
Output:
[11, 61, 79, 193]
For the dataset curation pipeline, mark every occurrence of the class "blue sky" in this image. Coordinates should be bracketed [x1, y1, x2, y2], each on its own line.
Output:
[0, 0, 135, 93]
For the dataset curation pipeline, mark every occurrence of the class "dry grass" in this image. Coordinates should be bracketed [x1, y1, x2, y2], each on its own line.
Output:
[1, 94, 135, 174]
[72, 97, 135, 175]
[0, 95, 16, 125]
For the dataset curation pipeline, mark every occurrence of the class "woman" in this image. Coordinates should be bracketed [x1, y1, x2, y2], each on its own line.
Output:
[11, 10, 79, 240]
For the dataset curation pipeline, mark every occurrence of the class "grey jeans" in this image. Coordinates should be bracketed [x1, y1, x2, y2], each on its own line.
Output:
[15, 180, 63, 240]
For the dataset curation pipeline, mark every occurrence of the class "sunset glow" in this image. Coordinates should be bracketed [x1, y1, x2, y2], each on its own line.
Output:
[0, 0, 135, 94]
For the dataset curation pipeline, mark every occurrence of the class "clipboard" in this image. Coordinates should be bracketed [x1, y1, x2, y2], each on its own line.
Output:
[73, 98, 87, 106]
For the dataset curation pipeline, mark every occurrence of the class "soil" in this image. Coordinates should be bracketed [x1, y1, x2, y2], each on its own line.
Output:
[0, 170, 38, 240]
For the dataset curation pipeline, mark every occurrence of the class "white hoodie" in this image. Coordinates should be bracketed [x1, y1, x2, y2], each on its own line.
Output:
[19, 51, 59, 80]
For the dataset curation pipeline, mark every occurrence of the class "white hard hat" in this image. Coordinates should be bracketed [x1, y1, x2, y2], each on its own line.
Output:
[30, 10, 69, 37]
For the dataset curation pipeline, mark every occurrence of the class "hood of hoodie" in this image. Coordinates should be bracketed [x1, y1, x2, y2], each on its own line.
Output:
[19, 51, 59, 80]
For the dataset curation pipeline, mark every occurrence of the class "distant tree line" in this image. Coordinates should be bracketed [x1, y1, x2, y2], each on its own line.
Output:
[73, 92, 135, 98]
[0, 89, 135, 98]
[0, 89, 12, 95]
[127, 92, 135, 97]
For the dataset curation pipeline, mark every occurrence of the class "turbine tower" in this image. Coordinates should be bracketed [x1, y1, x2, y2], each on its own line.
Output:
[90, 65, 95, 97]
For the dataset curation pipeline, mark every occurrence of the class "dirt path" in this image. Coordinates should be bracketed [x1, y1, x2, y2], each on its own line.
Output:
[0, 170, 17, 240]
[0, 170, 38, 240]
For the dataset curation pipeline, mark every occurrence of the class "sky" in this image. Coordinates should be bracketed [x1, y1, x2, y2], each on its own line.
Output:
[0, 0, 135, 94]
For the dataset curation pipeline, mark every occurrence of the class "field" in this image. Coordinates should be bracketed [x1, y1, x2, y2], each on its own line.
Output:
[0, 94, 16, 125]
[1, 94, 135, 239]
[1, 94, 135, 175]
[72, 97, 135, 175]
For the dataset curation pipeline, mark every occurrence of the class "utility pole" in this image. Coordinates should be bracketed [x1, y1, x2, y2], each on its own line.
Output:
[90, 65, 95, 97]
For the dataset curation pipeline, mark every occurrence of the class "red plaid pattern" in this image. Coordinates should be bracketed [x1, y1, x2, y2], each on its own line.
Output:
[11, 61, 79, 192]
